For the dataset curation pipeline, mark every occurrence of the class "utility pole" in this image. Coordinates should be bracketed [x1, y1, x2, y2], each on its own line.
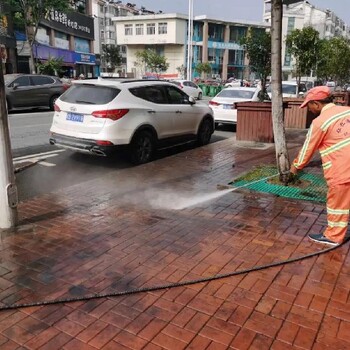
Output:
[186, 0, 194, 80]
[0, 61, 18, 229]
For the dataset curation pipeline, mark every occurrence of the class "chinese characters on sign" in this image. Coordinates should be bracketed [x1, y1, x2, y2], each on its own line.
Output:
[49, 10, 91, 34]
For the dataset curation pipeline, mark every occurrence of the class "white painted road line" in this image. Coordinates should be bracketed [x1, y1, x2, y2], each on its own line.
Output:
[14, 158, 56, 167]
[13, 149, 65, 161]
[38, 161, 56, 167]
[14, 154, 60, 163]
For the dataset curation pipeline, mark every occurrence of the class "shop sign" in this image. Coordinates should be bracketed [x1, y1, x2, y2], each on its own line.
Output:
[74, 52, 96, 65]
[41, 10, 94, 40]
[208, 41, 242, 50]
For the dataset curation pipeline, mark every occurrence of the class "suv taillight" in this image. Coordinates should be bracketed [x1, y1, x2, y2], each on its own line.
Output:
[209, 101, 220, 106]
[54, 104, 61, 112]
[92, 109, 129, 121]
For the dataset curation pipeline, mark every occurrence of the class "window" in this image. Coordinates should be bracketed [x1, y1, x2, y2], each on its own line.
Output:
[31, 76, 54, 86]
[130, 86, 167, 104]
[11, 76, 31, 87]
[217, 89, 255, 99]
[284, 52, 291, 67]
[60, 85, 121, 105]
[147, 23, 156, 35]
[136, 24, 144, 35]
[158, 22, 167, 34]
[107, 31, 115, 39]
[99, 18, 104, 26]
[100, 30, 105, 39]
[99, 5, 104, 13]
[287, 17, 295, 34]
[120, 45, 127, 54]
[125, 24, 133, 36]
[165, 86, 190, 104]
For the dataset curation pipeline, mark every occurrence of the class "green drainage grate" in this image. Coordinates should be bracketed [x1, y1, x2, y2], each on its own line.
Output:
[229, 165, 327, 203]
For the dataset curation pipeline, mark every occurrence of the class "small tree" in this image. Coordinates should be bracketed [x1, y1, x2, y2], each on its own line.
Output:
[195, 62, 211, 79]
[102, 44, 122, 73]
[5, 0, 70, 74]
[37, 57, 64, 76]
[285, 26, 320, 89]
[176, 64, 186, 79]
[241, 29, 271, 101]
[316, 37, 350, 85]
[134, 49, 169, 78]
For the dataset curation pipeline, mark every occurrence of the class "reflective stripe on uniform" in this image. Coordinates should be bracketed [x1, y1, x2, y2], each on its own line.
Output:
[322, 161, 332, 170]
[320, 138, 350, 157]
[327, 207, 349, 215]
[321, 110, 350, 131]
[295, 124, 313, 167]
[328, 221, 348, 228]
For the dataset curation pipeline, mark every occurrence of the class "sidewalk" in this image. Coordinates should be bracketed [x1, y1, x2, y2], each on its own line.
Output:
[0, 130, 349, 350]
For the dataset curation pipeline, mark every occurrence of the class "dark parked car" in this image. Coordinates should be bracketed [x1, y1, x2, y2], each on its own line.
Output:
[4, 74, 65, 111]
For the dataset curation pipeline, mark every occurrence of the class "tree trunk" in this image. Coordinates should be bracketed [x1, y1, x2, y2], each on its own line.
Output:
[25, 24, 36, 74]
[271, 0, 290, 182]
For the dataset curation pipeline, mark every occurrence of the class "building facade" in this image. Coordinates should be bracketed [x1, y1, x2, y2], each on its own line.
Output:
[92, 1, 142, 76]
[16, 0, 96, 77]
[263, 0, 350, 79]
[114, 13, 268, 80]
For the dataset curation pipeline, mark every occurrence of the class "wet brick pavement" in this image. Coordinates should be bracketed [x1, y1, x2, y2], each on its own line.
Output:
[0, 129, 349, 349]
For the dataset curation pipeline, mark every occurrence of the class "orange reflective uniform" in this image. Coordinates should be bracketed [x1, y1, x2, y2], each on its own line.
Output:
[293, 103, 350, 243]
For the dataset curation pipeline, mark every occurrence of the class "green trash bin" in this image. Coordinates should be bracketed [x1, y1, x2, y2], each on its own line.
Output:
[216, 85, 223, 93]
[209, 85, 217, 97]
[202, 85, 209, 96]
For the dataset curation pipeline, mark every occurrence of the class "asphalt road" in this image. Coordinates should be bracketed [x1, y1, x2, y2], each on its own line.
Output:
[9, 108, 236, 201]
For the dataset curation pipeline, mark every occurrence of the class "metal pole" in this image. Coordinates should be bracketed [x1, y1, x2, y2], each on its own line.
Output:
[0, 61, 18, 229]
[189, 0, 194, 80]
[186, 0, 191, 80]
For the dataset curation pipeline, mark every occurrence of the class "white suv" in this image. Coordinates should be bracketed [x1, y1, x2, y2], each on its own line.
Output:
[49, 79, 214, 164]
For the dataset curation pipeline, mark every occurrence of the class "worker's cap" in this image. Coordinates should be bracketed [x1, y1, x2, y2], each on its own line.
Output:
[300, 86, 331, 108]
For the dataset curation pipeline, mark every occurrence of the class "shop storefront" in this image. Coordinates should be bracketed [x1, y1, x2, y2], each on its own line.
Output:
[17, 8, 97, 76]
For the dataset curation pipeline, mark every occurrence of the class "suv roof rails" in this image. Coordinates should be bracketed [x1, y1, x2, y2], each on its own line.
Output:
[119, 79, 162, 83]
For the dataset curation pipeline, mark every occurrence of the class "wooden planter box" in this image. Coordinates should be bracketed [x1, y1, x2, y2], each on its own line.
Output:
[236, 102, 274, 143]
[284, 98, 314, 129]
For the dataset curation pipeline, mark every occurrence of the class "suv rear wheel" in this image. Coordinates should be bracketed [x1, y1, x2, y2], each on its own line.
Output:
[130, 130, 155, 165]
[197, 118, 213, 146]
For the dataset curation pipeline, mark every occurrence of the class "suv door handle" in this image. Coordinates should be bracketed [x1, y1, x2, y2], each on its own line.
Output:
[147, 110, 156, 114]
[175, 110, 182, 114]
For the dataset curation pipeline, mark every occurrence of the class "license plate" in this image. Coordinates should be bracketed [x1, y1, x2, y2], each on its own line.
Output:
[223, 104, 232, 109]
[66, 113, 84, 122]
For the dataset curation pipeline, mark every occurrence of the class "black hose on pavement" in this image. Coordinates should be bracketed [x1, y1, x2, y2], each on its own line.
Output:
[0, 241, 345, 311]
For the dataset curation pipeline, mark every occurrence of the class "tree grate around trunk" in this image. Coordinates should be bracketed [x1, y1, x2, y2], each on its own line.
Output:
[229, 165, 327, 203]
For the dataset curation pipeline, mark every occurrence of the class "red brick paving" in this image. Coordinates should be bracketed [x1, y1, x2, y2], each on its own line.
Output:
[0, 130, 349, 349]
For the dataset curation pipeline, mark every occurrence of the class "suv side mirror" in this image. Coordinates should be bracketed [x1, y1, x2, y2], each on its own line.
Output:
[189, 96, 196, 105]
[12, 83, 19, 90]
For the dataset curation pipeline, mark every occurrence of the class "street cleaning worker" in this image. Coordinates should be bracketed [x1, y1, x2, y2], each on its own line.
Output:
[290, 86, 350, 246]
